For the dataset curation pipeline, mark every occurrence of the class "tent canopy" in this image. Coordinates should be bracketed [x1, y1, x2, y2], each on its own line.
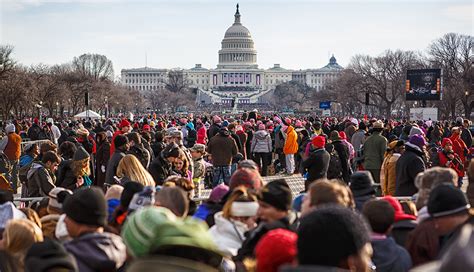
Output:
[74, 110, 102, 119]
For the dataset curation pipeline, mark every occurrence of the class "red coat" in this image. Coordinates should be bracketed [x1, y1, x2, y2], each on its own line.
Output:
[109, 130, 124, 155]
[450, 134, 468, 163]
[197, 127, 207, 145]
[438, 150, 464, 177]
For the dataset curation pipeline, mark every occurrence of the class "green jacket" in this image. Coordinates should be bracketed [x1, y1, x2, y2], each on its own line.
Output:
[363, 131, 387, 170]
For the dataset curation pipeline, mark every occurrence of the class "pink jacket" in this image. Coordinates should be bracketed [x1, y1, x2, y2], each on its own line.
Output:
[197, 126, 207, 144]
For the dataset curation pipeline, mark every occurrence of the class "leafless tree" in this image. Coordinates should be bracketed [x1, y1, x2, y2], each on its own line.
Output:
[0, 45, 16, 80]
[72, 53, 114, 81]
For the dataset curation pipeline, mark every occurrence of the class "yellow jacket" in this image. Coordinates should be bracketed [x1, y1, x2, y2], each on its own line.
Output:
[283, 126, 298, 155]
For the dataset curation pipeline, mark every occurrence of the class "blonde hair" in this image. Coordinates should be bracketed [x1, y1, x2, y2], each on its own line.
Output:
[71, 157, 91, 177]
[117, 154, 155, 187]
[4, 219, 44, 262]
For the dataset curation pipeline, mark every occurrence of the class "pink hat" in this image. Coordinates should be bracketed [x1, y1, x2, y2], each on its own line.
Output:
[285, 118, 292, 125]
[295, 120, 303, 128]
[258, 124, 266, 130]
[274, 117, 282, 124]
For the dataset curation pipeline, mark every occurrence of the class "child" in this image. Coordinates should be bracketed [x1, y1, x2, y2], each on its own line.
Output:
[190, 144, 206, 198]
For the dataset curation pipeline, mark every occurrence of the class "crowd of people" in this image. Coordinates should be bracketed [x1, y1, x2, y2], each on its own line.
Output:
[0, 111, 473, 272]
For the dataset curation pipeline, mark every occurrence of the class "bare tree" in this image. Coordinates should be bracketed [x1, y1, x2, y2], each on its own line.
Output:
[0, 45, 16, 79]
[166, 70, 188, 93]
[72, 53, 114, 81]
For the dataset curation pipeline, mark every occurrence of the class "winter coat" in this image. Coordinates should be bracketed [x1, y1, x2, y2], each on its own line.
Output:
[380, 153, 400, 196]
[128, 143, 151, 169]
[64, 232, 127, 272]
[26, 162, 56, 197]
[197, 126, 207, 145]
[192, 157, 206, 179]
[354, 194, 376, 212]
[207, 123, 221, 139]
[105, 151, 126, 185]
[208, 212, 248, 257]
[436, 150, 464, 178]
[236, 130, 248, 159]
[406, 219, 439, 266]
[302, 148, 330, 184]
[56, 160, 79, 191]
[207, 130, 238, 166]
[351, 129, 366, 151]
[95, 141, 110, 188]
[151, 141, 166, 159]
[450, 133, 468, 163]
[274, 125, 286, 150]
[283, 126, 298, 155]
[27, 124, 42, 141]
[2, 132, 21, 161]
[363, 131, 388, 170]
[391, 219, 417, 249]
[371, 237, 412, 272]
[149, 154, 173, 185]
[231, 132, 243, 155]
[461, 127, 473, 148]
[109, 130, 124, 156]
[40, 214, 60, 240]
[251, 130, 272, 154]
[395, 143, 426, 196]
[333, 140, 351, 183]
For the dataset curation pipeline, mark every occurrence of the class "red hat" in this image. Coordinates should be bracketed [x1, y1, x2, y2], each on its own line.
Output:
[143, 124, 151, 132]
[442, 138, 453, 148]
[119, 119, 131, 128]
[311, 135, 326, 149]
[33, 117, 39, 124]
[338, 131, 347, 140]
[256, 229, 297, 272]
[133, 123, 139, 129]
[229, 168, 262, 190]
[382, 196, 416, 222]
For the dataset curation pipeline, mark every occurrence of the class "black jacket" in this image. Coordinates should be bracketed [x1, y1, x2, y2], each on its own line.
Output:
[105, 151, 126, 185]
[26, 162, 55, 197]
[395, 144, 425, 196]
[333, 140, 351, 183]
[149, 154, 172, 185]
[302, 148, 330, 188]
[56, 160, 77, 190]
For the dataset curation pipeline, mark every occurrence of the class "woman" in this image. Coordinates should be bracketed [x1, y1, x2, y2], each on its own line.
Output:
[172, 149, 192, 181]
[1, 219, 44, 272]
[208, 186, 258, 257]
[96, 131, 111, 189]
[56, 146, 92, 190]
[116, 154, 155, 187]
[380, 140, 405, 196]
[251, 124, 272, 176]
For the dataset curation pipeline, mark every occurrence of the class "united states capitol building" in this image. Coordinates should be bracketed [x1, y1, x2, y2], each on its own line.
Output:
[121, 4, 343, 105]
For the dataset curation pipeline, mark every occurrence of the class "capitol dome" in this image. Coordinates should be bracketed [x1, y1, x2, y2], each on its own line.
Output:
[218, 4, 258, 69]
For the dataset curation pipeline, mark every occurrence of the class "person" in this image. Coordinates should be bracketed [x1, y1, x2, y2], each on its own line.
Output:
[185, 122, 197, 148]
[255, 229, 297, 272]
[150, 131, 166, 159]
[193, 183, 230, 227]
[155, 186, 190, 217]
[24, 239, 78, 272]
[434, 138, 464, 179]
[350, 171, 377, 211]
[149, 143, 181, 185]
[105, 134, 129, 186]
[283, 123, 298, 175]
[208, 187, 258, 257]
[362, 120, 388, 185]
[302, 135, 330, 190]
[450, 127, 468, 187]
[273, 118, 287, 173]
[46, 118, 61, 145]
[382, 196, 417, 249]
[18, 143, 40, 197]
[127, 132, 151, 169]
[95, 131, 110, 189]
[395, 134, 426, 196]
[468, 159, 474, 206]
[235, 179, 293, 261]
[26, 151, 61, 197]
[285, 206, 372, 271]
[329, 131, 351, 183]
[460, 118, 472, 148]
[56, 147, 92, 190]
[196, 120, 208, 145]
[63, 187, 127, 272]
[40, 187, 73, 239]
[190, 144, 206, 197]
[380, 140, 404, 196]
[173, 149, 192, 181]
[27, 118, 42, 141]
[109, 119, 131, 155]
[0, 124, 22, 193]
[251, 123, 272, 177]
[362, 200, 412, 272]
[301, 179, 355, 216]
[406, 184, 471, 266]
[1, 219, 44, 271]
[207, 127, 238, 186]
[116, 154, 155, 186]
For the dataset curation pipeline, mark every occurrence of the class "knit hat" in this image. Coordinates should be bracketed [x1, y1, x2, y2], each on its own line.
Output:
[5, 124, 15, 133]
[73, 146, 89, 161]
[114, 134, 129, 149]
[442, 138, 453, 148]
[329, 130, 341, 142]
[350, 118, 359, 126]
[382, 196, 416, 222]
[349, 171, 376, 197]
[284, 118, 292, 125]
[428, 184, 470, 218]
[372, 120, 384, 129]
[128, 186, 156, 213]
[0, 202, 26, 229]
[295, 120, 303, 128]
[119, 119, 131, 128]
[142, 124, 151, 132]
[230, 168, 263, 190]
[25, 239, 78, 272]
[208, 184, 229, 203]
[162, 143, 180, 158]
[120, 182, 145, 209]
[0, 190, 14, 204]
[122, 206, 222, 266]
[409, 134, 426, 149]
[255, 229, 297, 272]
[105, 185, 124, 201]
[213, 116, 222, 124]
[258, 179, 292, 211]
[338, 131, 347, 140]
[409, 126, 424, 137]
[311, 135, 326, 148]
[76, 128, 89, 136]
[258, 123, 266, 130]
[63, 187, 108, 227]
[48, 187, 73, 212]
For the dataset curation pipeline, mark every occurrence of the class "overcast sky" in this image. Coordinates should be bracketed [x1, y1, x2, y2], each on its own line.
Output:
[1, 0, 472, 76]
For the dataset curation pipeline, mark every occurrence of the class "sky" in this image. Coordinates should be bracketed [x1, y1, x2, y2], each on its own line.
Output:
[1, 0, 472, 77]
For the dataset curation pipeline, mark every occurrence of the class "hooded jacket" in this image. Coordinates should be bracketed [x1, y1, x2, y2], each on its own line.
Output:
[380, 153, 401, 196]
[363, 131, 388, 170]
[251, 130, 272, 153]
[283, 126, 298, 155]
[371, 236, 412, 272]
[395, 143, 425, 196]
[149, 154, 173, 185]
[208, 212, 248, 257]
[207, 129, 238, 166]
[302, 148, 330, 184]
[27, 162, 56, 197]
[64, 232, 127, 272]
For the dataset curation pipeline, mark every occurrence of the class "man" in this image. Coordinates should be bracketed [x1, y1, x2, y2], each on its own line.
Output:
[287, 206, 373, 271]
[301, 179, 355, 216]
[207, 127, 238, 186]
[450, 127, 469, 187]
[363, 120, 388, 185]
[63, 187, 127, 272]
[127, 132, 150, 169]
[273, 117, 287, 173]
[329, 130, 351, 183]
[105, 134, 129, 186]
[302, 136, 330, 190]
[283, 124, 298, 175]
[109, 119, 131, 155]
[0, 124, 22, 192]
[27, 151, 61, 197]
[47, 118, 61, 145]
[395, 134, 426, 196]
[149, 143, 180, 185]
[27, 118, 42, 141]
[235, 179, 293, 261]
[458, 117, 472, 148]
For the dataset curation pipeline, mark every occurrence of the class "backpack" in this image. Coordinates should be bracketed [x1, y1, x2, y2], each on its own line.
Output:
[327, 151, 343, 179]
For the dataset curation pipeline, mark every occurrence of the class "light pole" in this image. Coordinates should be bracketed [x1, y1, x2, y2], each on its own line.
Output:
[38, 101, 43, 123]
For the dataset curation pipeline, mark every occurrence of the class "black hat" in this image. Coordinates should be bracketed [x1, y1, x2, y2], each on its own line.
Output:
[25, 239, 78, 272]
[120, 181, 145, 209]
[0, 190, 14, 205]
[162, 143, 180, 158]
[428, 184, 470, 218]
[349, 171, 376, 197]
[114, 134, 129, 149]
[73, 146, 90, 161]
[258, 179, 292, 211]
[63, 187, 107, 227]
